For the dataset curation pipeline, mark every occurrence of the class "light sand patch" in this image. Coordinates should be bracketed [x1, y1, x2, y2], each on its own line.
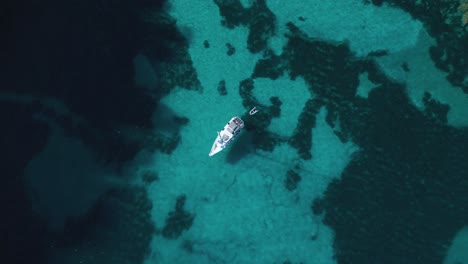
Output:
[444, 226, 468, 264]
[169, 1, 262, 94]
[252, 76, 310, 137]
[356, 72, 379, 98]
[266, 0, 422, 56]
[376, 30, 468, 127]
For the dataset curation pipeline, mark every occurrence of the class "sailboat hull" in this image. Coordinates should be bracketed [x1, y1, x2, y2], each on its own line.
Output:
[209, 137, 224, 157]
[208, 116, 244, 156]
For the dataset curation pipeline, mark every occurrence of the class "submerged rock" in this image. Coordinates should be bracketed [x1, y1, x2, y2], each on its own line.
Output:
[218, 80, 228, 96]
[226, 43, 236, 56]
[284, 170, 302, 191]
[161, 195, 195, 239]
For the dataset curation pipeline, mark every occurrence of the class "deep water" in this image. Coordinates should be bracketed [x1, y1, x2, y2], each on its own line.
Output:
[1, 0, 467, 263]
[1, 0, 180, 263]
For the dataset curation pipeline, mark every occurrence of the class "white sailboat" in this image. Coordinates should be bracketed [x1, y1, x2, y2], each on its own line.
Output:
[208, 107, 258, 157]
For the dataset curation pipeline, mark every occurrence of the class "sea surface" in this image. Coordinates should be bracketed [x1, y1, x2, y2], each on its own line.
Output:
[1, 0, 468, 263]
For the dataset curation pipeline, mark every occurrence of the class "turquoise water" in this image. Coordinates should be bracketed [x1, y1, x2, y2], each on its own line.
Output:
[2, 0, 468, 263]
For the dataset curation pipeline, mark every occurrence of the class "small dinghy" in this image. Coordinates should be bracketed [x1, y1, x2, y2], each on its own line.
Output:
[208, 107, 258, 157]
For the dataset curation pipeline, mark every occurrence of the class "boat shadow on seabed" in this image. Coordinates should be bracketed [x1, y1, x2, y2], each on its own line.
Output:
[225, 131, 255, 164]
